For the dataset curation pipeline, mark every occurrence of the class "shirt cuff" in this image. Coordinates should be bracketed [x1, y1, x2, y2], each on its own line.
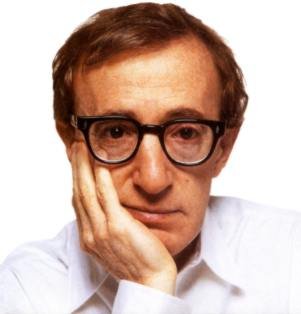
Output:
[112, 280, 190, 314]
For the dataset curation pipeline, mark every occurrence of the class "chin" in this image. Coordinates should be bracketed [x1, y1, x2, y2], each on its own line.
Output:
[149, 227, 188, 257]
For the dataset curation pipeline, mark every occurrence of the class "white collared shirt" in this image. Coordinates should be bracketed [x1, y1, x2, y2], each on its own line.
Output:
[1, 196, 301, 314]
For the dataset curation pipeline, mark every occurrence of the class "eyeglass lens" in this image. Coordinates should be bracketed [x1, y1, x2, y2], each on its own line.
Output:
[89, 119, 139, 161]
[164, 122, 214, 163]
[88, 119, 214, 164]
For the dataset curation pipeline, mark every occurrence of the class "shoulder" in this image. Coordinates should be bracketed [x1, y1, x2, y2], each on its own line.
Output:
[0, 221, 76, 313]
[209, 196, 301, 310]
[209, 196, 301, 253]
[209, 196, 301, 242]
[209, 195, 301, 221]
[2, 221, 75, 275]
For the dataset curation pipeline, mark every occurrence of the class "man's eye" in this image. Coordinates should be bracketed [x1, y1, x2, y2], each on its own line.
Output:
[171, 127, 199, 140]
[107, 126, 125, 139]
[101, 123, 137, 139]
[178, 127, 197, 139]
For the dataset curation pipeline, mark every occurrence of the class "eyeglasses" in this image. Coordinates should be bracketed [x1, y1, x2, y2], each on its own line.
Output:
[71, 115, 225, 166]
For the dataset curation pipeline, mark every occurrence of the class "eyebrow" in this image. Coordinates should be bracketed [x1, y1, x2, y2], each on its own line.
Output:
[163, 108, 205, 120]
[91, 109, 140, 119]
[91, 107, 205, 122]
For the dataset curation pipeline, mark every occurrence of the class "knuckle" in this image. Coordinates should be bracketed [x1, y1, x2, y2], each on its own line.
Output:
[71, 194, 80, 210]
[94, 229, 109, 244]
[78, 185, 92, 200]
[108, 221, 125, 237]
[80, 240, 89, 253]
[82, 231, 95, 250]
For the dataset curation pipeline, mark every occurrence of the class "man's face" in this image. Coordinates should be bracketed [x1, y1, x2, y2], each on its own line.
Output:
[72, 37, 232, 261]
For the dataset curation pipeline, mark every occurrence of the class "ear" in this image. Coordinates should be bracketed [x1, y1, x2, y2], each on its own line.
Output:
[212, 126, 240, 177]
[56, 120, 75, 162]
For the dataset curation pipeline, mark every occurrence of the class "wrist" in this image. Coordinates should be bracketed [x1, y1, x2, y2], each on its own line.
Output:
[141, 265, 177, 295]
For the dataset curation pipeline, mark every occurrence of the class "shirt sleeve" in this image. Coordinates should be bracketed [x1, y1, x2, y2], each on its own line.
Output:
[0, 266, 35, 314]
[112, 280, 191, 314]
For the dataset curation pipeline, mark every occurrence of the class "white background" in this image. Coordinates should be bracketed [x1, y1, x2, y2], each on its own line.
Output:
[0, 0, 300, 263]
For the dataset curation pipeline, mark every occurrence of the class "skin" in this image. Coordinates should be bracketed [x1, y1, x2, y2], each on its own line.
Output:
[57, 36, 239, 294]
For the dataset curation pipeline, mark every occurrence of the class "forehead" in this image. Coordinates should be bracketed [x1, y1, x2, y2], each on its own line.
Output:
[73, 37, 221, 122]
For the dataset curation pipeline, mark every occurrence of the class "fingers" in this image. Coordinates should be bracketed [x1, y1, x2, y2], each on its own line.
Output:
[72, 194, 93, 252]
[71, 141, 106, 236]
[94, 166, 128, 221]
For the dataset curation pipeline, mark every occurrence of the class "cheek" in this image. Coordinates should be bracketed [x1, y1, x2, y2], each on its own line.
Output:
[91, 159, 129, 195]
[107, 166, 133, 199]
[159, 174, 211, 255]
[182, 162, 215, 202]
[182, 175, 211, 219]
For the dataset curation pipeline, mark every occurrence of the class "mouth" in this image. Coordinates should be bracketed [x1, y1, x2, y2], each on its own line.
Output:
[122, 205, 181, 225]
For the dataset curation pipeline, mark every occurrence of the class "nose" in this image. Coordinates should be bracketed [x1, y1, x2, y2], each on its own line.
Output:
[132, 134, 173, 197]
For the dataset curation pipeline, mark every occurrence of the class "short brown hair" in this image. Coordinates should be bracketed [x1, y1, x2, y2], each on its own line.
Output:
[53, 2, 248, 128]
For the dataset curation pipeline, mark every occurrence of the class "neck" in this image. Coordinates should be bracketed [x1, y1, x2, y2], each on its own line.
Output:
[174, 234, 200, 272]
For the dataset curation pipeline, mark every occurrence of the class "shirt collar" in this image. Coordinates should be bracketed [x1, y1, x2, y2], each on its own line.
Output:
[200, 199, 246, 291]
[68, 223, 108, 313]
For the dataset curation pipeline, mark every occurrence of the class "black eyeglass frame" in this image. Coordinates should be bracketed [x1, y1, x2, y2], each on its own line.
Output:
[71, 115, 225, 166]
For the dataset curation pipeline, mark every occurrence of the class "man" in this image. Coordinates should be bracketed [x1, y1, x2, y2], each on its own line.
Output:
[1, 2, 301, 314]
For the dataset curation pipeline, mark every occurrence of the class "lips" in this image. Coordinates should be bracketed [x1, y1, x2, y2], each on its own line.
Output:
[123, 204, 180, 224]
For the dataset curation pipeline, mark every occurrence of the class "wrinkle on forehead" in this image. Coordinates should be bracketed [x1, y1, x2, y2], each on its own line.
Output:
[72, 36, 222, 119]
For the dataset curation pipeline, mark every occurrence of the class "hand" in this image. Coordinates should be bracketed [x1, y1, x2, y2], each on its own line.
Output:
[71, 141, 177, 294]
